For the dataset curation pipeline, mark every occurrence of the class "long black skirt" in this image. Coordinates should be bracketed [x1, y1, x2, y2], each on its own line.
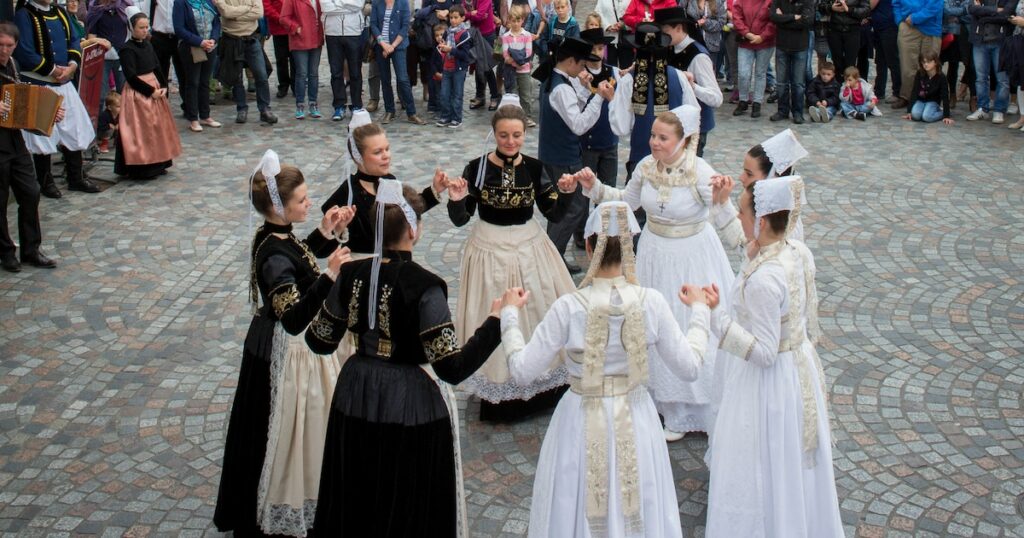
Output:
[313, 355, 459, 537]
[213, 316, 274, 536]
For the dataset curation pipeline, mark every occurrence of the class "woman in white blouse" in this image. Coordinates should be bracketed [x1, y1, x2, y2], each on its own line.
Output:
[704, 176, 842, 538]
[499, 201, 715, 538]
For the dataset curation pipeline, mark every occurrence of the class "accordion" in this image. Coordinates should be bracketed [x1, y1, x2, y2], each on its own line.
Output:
[0, 83, 63, 137]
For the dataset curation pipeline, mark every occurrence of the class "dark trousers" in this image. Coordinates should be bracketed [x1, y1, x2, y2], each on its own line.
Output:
[272, 34, 292, 93]
[326, 35, 364, 110]
[696, 131, 708, 158]
[543, 162, 587, 257]
[150, 31, 185, 112]
[958, 27, 975, 94]
[575, 147, 618, 239]
[178, 43, 214, 121]
[0, 150, 42, 257]
[873, 26, 900, 98]
[776, 48, 808, 117]
[33, 148, 83, 187]
[857, 25, 872, 80]
[827, 28, 860, 75]
[474, 32, 499, 100]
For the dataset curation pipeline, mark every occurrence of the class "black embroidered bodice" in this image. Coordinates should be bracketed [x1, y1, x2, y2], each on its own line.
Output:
[447, 153, 570, 227]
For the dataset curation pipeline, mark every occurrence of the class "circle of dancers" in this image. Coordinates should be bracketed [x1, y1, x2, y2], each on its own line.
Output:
[214, 12, 843, 538]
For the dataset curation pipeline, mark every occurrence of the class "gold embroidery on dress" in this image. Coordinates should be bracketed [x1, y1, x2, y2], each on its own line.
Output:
[347, 279, 363, 329]
[296, 239, 320, 275]
[480, 184, 535, 209]
[309, 311, 338, 344]
[271, 284, 300, 318]
[377, 284, 394, 357]
[424, 325, 459, 363]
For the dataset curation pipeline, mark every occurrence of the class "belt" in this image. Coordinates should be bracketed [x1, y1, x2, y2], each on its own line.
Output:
[646, 219, 705, 238]
[569, 375, 635, 397]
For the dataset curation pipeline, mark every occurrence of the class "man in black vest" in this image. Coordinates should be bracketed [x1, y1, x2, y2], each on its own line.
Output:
[655, 6, 721, 157]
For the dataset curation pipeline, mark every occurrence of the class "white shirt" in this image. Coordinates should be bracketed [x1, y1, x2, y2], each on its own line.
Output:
[322, 0, 365, 36]
[673, 35, 723, 108]
[136, 0, 175, 33]
[548, 68, 605, 136]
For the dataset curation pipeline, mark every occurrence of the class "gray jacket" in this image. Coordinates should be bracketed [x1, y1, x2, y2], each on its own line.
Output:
[683, 0, 728, 52]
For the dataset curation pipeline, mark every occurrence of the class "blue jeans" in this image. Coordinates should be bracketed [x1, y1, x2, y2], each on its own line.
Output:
[439, 69, 467, 123]
[973, 43, 1010, 113]
[805, 31, 815, 82]
[738, 47, 774, 103]
[840, 101, 871, 116]
[376, 47, 417, 116]
[100, 58, 125, 113]
[291, 47, 322, 105]
[325, 35, 363, 109]
[776, 48, 808, 117]
[911, 100, 943, 122]
[767, 60, 776, 89]
[232, 36, 272, 112]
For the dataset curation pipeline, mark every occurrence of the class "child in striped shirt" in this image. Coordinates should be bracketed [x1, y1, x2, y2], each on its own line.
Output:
[501, 4, 536, 123]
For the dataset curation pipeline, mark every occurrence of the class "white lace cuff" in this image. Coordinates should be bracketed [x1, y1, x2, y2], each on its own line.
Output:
[582, 181, 604, 202]
[685, 303, 710, 364]
[719, 320, 756, 361]
[500, 305, 525, 357]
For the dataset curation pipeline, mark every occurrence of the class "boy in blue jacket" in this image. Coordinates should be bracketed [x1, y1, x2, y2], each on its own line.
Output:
[437, 5, 474, 128]
[892, 0, 943, 108]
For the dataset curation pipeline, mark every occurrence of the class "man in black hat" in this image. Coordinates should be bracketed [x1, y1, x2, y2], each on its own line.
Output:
[537, 36, 614, 273]
[655, 6, 722, 157]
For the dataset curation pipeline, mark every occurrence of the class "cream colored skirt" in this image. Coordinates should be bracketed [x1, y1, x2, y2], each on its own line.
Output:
[457, 219, 575, 403]
[257, 326, 343, 536]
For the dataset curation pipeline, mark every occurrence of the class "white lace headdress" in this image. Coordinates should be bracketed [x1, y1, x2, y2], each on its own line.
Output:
[753, 175, 804, 237]
[342, 109, 374, 205]
[760, 129, 808, 178]
[579, 201, 642, 288]
[367, 179, 418, 330]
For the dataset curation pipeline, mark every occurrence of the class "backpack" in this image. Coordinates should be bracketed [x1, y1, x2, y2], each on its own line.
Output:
[413, 8, 439, 50]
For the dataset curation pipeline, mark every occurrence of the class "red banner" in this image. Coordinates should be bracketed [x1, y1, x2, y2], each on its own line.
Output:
[78, 42, 106, 132]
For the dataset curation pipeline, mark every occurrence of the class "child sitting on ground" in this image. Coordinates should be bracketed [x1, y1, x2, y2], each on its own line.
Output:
[806, 61, 841, 123]
[839, 66, 878, 121]
[96, 92, 121, 153]
[902, 50, 954, 125]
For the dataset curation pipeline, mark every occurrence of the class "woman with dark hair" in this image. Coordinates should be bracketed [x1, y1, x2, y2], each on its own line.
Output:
[500, 201, 715, 537]
[306, 179, 517, 536]
[215, 151, 354, 536]
[445, 103, 578, 422]
[704, 176, 842, 537]
[115, 13, 182, 179]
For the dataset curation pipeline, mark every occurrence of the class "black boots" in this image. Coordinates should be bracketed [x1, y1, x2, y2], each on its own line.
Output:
[733, 101, 749, 116]
[61, 148, 100, 193]
[751, 102, 762, 119]
[32, 154, 62, 199]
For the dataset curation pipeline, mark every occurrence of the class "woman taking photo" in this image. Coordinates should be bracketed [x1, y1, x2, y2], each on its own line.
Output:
[173, 0, 221, 132]
[445, 103, 577, 421]
[214, 150, 354, 536]
[115, 13, 182, 179]
[306, 180, 518, 535]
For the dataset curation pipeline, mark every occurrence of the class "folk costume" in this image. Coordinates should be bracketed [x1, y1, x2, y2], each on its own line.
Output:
[307, 180, 501, 536]
[705, 176, 843, 538]
[584, 105, 732, 436]
[13, 0, 99, 194]
[115, 31, 182, 179]
[501, 202, 711, 538]
[214, 151, 342, 537]
[450, 96, 577, 420]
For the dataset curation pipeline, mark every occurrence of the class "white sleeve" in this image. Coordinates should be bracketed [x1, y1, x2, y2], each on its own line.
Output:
[571, 76, 592, 104]
[581, 163, 642, 210]
[502, 299, 572, 386]
[649, 291, 709, 382]
[689, 54, 723, 108]
[551, 82, 605, 136]
[712, 267, 785, 369]
[710, 200, 747, 251]
[609, 72, 635, 137]
[673, 67, 700, 108]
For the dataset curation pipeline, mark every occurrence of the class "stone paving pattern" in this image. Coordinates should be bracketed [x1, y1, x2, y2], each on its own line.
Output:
[1, 28, 1023, 537]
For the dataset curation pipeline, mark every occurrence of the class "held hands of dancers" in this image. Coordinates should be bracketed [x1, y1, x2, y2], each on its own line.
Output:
[324, 247, 353, 281]
[447, 176, 470, 201]
[320, 205, 357, 239]
[557, 167, 597, 193]
[678, 283, 719, 309]
[710, 175, 735, 206]
[432, 167, 450, 197]
[489, 287, 531, 317]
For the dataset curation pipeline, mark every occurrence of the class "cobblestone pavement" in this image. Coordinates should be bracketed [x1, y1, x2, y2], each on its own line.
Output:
[1, 45, 1023, 537]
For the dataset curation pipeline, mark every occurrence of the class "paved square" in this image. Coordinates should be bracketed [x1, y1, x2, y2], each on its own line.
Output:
[1, 53, 1022, 537]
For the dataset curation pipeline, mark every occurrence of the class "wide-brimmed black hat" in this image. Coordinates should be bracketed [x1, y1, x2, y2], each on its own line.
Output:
[620, 23, 671, 50]
[559, 37, 602, 62]
[653, 6, 691, 26]
[579, 28, 615, 46]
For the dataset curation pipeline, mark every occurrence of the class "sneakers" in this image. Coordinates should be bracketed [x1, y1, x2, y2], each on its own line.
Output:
[308, 103, 322, 119]
[992, 111, 1005, 124]
[792, 114, 805, 124]
[966, 109, 990, 121]
[751, 102, 762, 119]
[295, 105, 306, 120]
[853, 111, 867, 121]
[447, 121, 462, 128]
[769, 111, 787, 122]
[435, 119, 450, 127]
[1008, 103, 1019, 115]
[870, 107, 883, 117]
[260, 110, 279, 124]
[807, 106, 822, 123]
[332, 107, 344, 121]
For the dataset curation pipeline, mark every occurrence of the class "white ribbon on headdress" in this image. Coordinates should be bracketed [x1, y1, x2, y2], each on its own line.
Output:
[475, 94, 524, 189]
[579, 201, 642, 288]
[760, 129, 808, 178]
[667, 103, 701, 157]
[753, 175, 803, 239]
[343, 109, 374, 205]
[250, 149, 285, 218]
[368, 179, 418, 330]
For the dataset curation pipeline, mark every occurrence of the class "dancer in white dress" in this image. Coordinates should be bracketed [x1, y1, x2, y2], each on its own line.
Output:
[704, 176, 843, 538]
[499, 201, 716, 538]
[564, 104, 733, 439]
[709, 129, 810, 252]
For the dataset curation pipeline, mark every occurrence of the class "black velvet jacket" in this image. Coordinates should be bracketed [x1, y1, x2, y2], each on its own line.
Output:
[447, 153, 571, 227]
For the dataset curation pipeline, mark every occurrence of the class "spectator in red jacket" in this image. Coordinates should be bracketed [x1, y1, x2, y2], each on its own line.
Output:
[731, 0, 775, 118]
[263, 0, 292, 98]
[281, 0, 324, 119]
[622, 0, 676, 30]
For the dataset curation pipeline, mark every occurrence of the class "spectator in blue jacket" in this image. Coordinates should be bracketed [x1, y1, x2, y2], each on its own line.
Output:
[892, 0, 942, 107]
[174, 0, 222, 132]
[371, 0, 427, 124]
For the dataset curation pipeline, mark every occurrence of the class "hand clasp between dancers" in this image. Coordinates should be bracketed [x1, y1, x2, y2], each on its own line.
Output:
[489, 287, 530, 317]
[709, 174, 735, 206]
